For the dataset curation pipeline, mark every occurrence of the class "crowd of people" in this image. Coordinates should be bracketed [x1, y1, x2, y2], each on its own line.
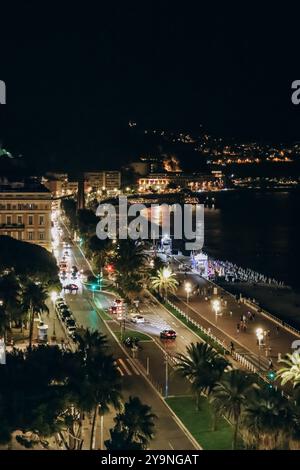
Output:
[206, 258, 287, 288]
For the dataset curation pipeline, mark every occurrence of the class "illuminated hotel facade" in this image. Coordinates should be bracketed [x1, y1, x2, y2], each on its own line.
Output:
[0, 180, 52, 251]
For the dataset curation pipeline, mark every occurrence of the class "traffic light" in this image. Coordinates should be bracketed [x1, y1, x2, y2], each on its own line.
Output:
[106, 264, 114, 273]
[267, 370, 276, 382]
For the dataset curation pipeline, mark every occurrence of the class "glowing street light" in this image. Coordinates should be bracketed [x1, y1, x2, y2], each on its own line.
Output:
[50, 291, 58, 304]
[185, 282, 192, 303]
[162, 267, 172, 279]
[212, 299, 221, 322]
[256, 327, 264, 371]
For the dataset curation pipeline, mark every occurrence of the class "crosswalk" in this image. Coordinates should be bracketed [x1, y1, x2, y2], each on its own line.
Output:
[116, 357, 140, 377]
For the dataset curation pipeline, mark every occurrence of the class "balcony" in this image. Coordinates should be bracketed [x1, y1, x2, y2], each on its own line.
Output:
[0, 223, 25, 230]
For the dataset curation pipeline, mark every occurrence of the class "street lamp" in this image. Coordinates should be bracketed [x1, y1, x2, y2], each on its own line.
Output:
[185, 282, 192, 303]
[212, 299, 221, 322]
[162, 267, 172, 279]
[91, 284, 97, 299]
[50, 291, 58, 339]
[256, 327, 264, 371]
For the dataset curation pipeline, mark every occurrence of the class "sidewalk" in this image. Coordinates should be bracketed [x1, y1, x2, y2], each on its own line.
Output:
[173, 272, 298, 373]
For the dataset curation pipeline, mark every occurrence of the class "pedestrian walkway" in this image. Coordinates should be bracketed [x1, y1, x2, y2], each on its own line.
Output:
[173, 272, 298, 373]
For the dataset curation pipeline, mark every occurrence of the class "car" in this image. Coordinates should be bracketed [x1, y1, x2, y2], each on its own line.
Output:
[160, 329, 177, 340]
[56, 302, 68, 313]
[66, 318, 76, 327]
[67, 325, 76, 334]
[130, 314, 145, 324]
[59, 261, 68, 272]
[64, 284, 79, 292]
[59, 308, 72, 319]
[55, 297, 65, 306]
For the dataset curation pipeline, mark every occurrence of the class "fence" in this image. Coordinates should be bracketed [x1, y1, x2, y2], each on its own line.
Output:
[166, 299, 258, 374]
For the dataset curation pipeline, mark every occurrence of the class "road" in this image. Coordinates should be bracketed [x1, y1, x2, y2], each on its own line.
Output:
[52, 218, 199, 450]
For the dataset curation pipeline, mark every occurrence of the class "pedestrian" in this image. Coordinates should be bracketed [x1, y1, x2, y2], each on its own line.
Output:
[268, 359, 273, 370]
[229, 310, 233, 316]
[230, 341, 235, 354]
[236, 323, 240, 334]
[240, 314, 243, 322]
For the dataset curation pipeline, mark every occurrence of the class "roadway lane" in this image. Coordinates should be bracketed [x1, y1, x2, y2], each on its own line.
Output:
[52, 221, 198, 450]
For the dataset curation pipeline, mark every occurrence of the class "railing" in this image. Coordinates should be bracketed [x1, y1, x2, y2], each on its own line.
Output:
[166, 298, 258, 374]
[204, 276, 300, 339]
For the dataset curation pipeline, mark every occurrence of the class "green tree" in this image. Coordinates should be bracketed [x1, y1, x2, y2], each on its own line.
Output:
[87, 354, 122, 449]
[73, 328, 108, 363]
[150, 267, 178, 299]
[0, 236, 59, 286]
[175, 342, 228, 410]
[114, 239, 147, 296]
[21, 282, 49, 351]
[278, 352, 300, 388]
[106, 397, 156, 450]
[210, 369, 256, 449]
[242, 387, 292, 449]
[105, 428, 144, 450]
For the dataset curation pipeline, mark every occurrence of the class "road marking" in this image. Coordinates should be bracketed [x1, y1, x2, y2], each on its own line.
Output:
[117, 366, 124, 376]
[118, 358, 132, 375]
[169, 442, 174, 450]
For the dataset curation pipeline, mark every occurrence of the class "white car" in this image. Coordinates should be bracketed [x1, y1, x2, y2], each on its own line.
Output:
[130, 315, 145, 324]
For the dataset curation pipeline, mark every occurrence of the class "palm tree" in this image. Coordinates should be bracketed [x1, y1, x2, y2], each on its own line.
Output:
[87, 235, 112, 275]
[105, 428, 144, 450]
[73, 328, 107, 363]
[210, 369, 256, 449]
[278, 352, 300, 387]
[241, 387, 292, 449]
[114, 239, 147, 296]
[88, 353, 122, 450]
[21, 282, 49, 351]
[112, 396, 157, 449]
[175, 342, 228, 410]
[150, 267, 178, 299]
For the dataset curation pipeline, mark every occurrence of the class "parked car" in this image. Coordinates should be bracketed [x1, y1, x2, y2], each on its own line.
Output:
[160, 329, 177, 340]
[130, 314, 145, 324]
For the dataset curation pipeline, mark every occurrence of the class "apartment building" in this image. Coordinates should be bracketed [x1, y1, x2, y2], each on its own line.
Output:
[0, 180, 52, 251]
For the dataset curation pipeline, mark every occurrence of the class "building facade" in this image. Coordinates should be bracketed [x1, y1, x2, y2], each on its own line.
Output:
[0, 181, 52, 251]
[138, 172, 224, 192]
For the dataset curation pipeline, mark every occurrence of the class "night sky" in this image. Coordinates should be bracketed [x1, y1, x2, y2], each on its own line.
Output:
[1, 3, 300, 171]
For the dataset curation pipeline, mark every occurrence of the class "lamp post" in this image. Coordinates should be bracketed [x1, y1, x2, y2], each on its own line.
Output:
[165, 353, 169, 398]
[212, 299, 221, 323]
[185, 282, 192, 304]
[256, 327, 264, 371]
[50, 291, 58, 339]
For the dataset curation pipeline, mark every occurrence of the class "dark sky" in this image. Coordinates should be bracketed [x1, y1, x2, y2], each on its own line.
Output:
[1, 3, 300, 171]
